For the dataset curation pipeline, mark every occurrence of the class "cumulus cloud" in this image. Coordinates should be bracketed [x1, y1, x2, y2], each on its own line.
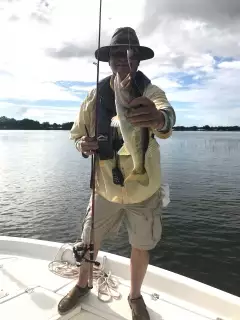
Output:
[0, 100, 79, 123]
[46, 42, 95, 60]
[21, 105, 79, 123]
[45, 30, 111, 60]
[0, 0, 239, 125]
[0, 74, 80, 101]
[148, 3, 239, 64]
[141, 0, 240, 27]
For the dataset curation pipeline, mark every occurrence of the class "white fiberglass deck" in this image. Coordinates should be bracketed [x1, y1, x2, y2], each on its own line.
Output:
[0, 236, 239, 320]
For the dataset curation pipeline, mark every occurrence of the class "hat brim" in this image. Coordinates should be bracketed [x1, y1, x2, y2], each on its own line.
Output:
[95, 44, 154, 62]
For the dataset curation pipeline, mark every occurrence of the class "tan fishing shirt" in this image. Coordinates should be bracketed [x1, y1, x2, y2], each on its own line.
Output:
[70, 76, 176, 204]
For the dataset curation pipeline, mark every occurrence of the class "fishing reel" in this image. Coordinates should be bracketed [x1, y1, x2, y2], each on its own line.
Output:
[73, 241, 100, 267]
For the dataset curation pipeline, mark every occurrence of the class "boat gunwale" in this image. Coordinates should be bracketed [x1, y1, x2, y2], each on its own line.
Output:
[1, 236, 240, 320]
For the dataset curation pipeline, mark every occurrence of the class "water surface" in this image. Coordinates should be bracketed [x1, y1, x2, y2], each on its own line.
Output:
[0, 130, 239, 296]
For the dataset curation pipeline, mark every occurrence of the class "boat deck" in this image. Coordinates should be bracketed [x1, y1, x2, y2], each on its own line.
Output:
[0, 236, 239, 320]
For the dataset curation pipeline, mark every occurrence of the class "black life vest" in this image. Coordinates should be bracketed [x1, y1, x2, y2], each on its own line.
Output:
[96, 70, 151, 160]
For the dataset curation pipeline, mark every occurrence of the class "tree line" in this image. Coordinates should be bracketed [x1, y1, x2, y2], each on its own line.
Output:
[174, 125, 240, 131]
[0, 116, 73, 130]
[0, 116, 239, 131]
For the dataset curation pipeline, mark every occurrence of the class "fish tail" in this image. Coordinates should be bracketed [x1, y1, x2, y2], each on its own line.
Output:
[124, 169, 149, 186]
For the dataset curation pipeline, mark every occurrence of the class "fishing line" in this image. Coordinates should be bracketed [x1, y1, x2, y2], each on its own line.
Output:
[71, 0, 103, 289]
[87, 0, 103, 289]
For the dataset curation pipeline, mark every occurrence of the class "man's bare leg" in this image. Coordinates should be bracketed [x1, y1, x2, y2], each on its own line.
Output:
[79, 244, 149, 294]
[77, 242, 100, 287]
[130, 247, 149, 299]
[58, 242, 100, 315]
[128, 247, 150, 319]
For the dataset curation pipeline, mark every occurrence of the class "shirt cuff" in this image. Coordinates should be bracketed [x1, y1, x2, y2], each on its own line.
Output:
[75, 138, 82, 151]
[75, 138, 88, 158]
[154, 110, 173, 133]
[156, 110, 168, 132]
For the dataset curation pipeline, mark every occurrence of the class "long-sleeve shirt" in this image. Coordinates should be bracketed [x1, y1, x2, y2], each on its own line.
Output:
[70, 75, 176, 204]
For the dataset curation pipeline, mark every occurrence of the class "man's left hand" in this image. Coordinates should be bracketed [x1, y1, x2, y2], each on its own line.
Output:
[125, 96, 165, 129]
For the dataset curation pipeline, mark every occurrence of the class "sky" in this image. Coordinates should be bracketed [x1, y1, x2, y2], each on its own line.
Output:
[0, 0, 240, 126]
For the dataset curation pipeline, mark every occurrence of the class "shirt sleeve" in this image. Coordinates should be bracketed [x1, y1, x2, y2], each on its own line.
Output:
[144, 83, 176, 139]
[69, 88, 96, 141]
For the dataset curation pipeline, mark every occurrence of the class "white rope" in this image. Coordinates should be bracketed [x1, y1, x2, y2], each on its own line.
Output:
[48, 243, 78, 278]
[93, 256, 121, 302]
[48, 244, 121, 302]
[48, 260, 79, 279]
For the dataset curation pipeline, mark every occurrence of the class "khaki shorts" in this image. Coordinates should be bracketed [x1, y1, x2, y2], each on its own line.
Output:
[81, 189, 163, 251]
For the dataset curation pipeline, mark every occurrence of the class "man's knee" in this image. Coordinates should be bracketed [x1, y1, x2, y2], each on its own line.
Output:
[131, 246, 148, 253]
[131, 241, 159, 252]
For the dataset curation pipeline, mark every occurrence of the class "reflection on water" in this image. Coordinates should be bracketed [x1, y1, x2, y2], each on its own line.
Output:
[0, 130, 240, 296]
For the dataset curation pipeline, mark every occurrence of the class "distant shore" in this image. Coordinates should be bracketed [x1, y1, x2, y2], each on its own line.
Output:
[173, 125, 240, 132]
[0, 116, 239, 131]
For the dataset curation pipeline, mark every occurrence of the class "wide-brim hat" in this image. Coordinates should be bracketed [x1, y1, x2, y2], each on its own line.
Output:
[95, 27, 154, 62]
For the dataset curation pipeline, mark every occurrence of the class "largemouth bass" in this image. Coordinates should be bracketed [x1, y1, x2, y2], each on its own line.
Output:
[111, 72, 149, 186]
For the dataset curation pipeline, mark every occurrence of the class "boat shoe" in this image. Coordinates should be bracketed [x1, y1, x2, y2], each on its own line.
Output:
[58, 285, 90, 315]
[128, 295, 150, 320]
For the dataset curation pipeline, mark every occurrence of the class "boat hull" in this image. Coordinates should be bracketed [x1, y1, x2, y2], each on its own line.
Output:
[0, 236, 239, 320]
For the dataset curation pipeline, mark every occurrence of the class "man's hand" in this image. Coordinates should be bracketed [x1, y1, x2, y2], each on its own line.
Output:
[76, 136, 98, 156]
[125, 96, 165, 129]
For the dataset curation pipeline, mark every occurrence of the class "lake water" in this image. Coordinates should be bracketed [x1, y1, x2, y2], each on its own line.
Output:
[0, 130, 240, 296]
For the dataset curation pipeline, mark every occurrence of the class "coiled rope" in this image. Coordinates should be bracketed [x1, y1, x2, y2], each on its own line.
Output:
[48, 244, 121, 302]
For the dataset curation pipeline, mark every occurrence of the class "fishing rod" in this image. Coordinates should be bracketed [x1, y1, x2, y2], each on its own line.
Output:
[72, 0, 103, 287]
[88, 0, 103, 289]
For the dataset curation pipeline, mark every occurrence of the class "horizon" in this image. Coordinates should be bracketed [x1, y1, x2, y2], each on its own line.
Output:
[1, 115, 240, 129]
[0, 0, 240, 126]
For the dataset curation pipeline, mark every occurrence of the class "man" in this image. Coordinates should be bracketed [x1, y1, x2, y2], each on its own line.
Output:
[58, 27, 176, 319]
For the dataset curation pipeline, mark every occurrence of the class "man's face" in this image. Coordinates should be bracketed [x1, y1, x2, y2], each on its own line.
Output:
[109, 47, 140, 78]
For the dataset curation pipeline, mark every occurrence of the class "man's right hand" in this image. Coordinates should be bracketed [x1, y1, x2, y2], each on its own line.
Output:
[76, 136, 99, 156]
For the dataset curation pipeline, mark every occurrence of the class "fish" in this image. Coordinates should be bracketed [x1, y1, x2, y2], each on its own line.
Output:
[111, 72, 149, 186]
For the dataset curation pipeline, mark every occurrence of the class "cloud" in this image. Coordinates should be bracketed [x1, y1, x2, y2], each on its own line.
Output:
[0, 74, 80, 101]
[158, 64, 240, 126]
[0, 99, 79, 123]
[0, 0, 239, 126]
[219, 60, 240, 70]
[140, 0, 240, 32]
[22, 106, 79, 123]
[45, 30, 111, 60]
[46, 42, 94, 59]
[138, 0, 240, 75]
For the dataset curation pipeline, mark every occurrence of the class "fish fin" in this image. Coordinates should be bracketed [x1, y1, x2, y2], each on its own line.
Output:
[111, 115, 120, 127]
[124, 169, 149, 186]
[118, 145, 130, 156]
